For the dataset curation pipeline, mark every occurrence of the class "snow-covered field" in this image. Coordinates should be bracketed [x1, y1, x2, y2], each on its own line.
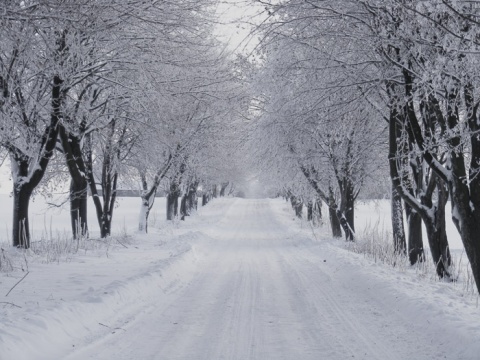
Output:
[0, 197, 479, 360]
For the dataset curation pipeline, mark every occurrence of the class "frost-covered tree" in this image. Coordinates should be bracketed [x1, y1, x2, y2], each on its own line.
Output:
[249, 2, 385, 240]
[251, 0, 480, 287]
[0, 2, 94, 247]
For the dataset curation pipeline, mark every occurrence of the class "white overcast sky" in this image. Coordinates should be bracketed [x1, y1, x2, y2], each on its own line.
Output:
[213, 0, 267, 54]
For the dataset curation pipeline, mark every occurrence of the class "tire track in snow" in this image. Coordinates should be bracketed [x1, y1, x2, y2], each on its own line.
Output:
[65, 199, 456, 360]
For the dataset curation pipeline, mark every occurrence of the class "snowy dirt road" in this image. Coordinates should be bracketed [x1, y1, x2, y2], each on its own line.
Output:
[64, 199, 477, 360]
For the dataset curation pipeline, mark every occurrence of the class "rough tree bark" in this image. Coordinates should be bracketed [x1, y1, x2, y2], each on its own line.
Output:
[391, 185, 407, 255]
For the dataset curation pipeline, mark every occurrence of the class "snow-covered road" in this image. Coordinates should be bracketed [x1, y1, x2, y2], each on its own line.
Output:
[63, 199, 478, 360]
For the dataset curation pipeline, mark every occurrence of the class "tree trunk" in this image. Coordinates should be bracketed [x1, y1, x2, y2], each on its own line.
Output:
[174, 195, 179, 217]
[185, 182, 198, 215]
[423, 182, 451, 278]
[202, 194, 208, 206]
[180, 194, 187, 221]
[451, 198, 480, 293]
[220, 182, 229, 197]
[69, 179, 88, 239]
[138, 196, 151, 233]
[12, 185, 32, 248]
[167, 191, 177, 220]
[100, 213, 112, 238]
[405, 205, 424, 265]
[424, 220, 451, 278]
[391, 185, 407, 255]
[166, 178, 181, 221]
[329, 207, 342, 238]
[342, 187, 355, 237]
[84, 129, 119, 239]
[313, 199, 323, 226]
[290, 196, 303, 218]
[307, 201, 313, 221]
[59, 125, 89, 239]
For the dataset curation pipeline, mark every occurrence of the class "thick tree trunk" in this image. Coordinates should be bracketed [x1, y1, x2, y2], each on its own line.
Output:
[202, 194, 208, 206]
[329, 207, 342, 238]
[166, 191, 177, 220]
[339, 179, 356, 240]
[405, 205, 424, 264]
[12, 185, 32, 248]
[424, 220, 451, 278]
[336, 209, 354, 241]
[423, 182, 451, 278]
[69, 178, 88, 239]
[452, 199, 480, 293]
[337, 184, 355, 241]
[100, 213, 112, 238]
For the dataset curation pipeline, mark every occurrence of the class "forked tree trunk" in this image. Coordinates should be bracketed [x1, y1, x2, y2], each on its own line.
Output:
[11, 73, 63, 247]
[84, 122, 121, 238]
[137, 156, 174, 233]
[59, 125, 89, 239]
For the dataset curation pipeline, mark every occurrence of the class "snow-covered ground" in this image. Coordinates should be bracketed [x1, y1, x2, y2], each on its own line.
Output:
[1, 197, 479, 359]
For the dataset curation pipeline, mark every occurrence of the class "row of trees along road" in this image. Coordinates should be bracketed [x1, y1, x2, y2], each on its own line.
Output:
[248, 0, 480, 293]
[0, 1, 246, 248]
